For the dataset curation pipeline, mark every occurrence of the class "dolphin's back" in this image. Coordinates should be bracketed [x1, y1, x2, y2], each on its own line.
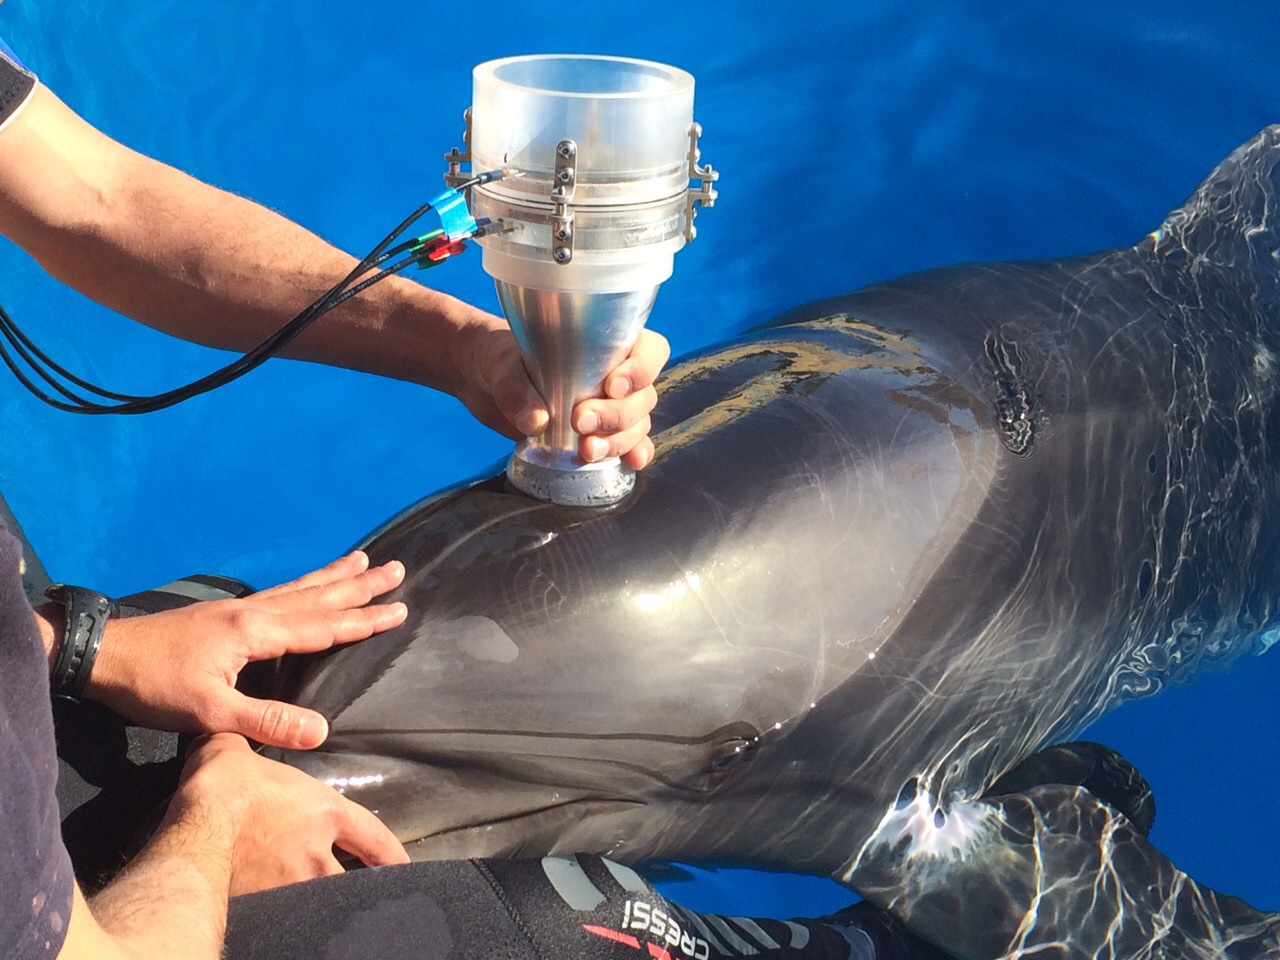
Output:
[286, 313, 999, 754]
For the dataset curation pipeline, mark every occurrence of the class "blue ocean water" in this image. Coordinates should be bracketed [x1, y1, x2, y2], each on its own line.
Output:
[1, 0, 1277, 922]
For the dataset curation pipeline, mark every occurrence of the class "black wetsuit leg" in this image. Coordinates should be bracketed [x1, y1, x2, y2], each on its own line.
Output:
[224, 855, 947, 960]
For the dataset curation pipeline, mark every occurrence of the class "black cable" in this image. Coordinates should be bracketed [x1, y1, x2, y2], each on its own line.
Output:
[0, 306, 147, 401]
[0, 178, 492, 414]
[2, 256, 432, 415]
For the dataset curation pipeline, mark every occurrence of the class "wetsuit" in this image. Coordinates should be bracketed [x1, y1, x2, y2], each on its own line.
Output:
[223, 856, 932, 960]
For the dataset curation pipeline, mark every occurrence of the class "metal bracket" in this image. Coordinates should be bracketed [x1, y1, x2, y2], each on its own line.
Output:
[684, 122, 719, 242]
[443, 107, 473, 192]
[446, 117, 713, 252]
[551, 139, 577, 264]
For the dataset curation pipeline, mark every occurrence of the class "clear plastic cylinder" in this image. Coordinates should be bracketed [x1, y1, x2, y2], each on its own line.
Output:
[471, 55, 695, 293]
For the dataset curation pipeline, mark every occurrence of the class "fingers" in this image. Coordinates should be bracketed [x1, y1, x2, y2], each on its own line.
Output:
[512, 395, 550, 438]
[620, 435, 656, 471]
[476, 325, 669, 458]
[605, 328, 670, 398]
[286, 561, 406, 617]
[321, 599, 410, 644]
[579, 412, 655, 467]
[252, 550, 370, 600]
[568, 329, 668, 467]
[244, 596, 408, 661]
[332, 796, 410, 868]
[221, 693, 332, 750]
[253, 557, 406, 617]
[485, 341, 547, 438]
[573, 385, 657, 447]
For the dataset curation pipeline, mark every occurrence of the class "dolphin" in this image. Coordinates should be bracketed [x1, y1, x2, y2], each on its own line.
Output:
[270, 128, 1280, 959]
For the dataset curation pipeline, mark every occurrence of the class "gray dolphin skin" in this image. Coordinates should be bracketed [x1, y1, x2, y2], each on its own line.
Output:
[271, 129, 1280, 959]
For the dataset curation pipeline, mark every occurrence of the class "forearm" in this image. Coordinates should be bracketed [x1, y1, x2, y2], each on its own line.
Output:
[49, 159, 485, 389]
[0, 86, 669, 457]
[76, 797, 234, 960]
[0, 86, 502, 395]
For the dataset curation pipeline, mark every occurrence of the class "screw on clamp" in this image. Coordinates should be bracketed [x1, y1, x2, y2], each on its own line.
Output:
[684, 122, 720, 242]
[443, 107, 473, 191]
[551, 138, 577, 264]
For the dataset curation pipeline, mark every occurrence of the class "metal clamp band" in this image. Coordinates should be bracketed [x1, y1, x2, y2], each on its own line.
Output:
[551, 139, 577, 264]
[443, 107, 473, 192]
[684, 122, 720, 242]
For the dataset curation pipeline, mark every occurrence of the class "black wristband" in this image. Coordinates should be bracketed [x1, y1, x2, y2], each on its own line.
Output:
[46, 583, 117, 700]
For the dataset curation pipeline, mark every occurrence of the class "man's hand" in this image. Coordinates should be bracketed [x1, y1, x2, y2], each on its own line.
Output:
[453, 314, 671, 470]
[62, 731, 410, 960]
[172, 733, 409, 896]
[80, 551, 407, 750]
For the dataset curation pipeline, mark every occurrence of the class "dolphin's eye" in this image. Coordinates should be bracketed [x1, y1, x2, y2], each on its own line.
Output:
[709, 738, 759, 772]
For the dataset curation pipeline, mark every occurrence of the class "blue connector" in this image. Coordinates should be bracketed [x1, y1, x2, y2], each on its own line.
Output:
[430, 187, 477, 241]
[430, 171, 516, 241]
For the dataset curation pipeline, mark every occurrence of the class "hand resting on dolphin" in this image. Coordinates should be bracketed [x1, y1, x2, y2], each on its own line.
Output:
[268, 128, 1280, 960]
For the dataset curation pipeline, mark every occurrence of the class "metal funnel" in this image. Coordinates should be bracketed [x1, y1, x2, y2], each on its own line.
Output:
[448, 55, 719, 506]
[499, 282, 657, 505]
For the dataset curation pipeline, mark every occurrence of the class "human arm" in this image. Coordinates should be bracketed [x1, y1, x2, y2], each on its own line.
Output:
[57, 733, 409, 960]
[34, 550, 407, 750]
[58, 803, 236, 960]
[0, 84, 667, 466]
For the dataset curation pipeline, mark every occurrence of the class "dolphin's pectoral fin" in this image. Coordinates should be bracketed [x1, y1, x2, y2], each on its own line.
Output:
[845, 783, 1280, 960]
[986, 740, 1156, 837]
[821, 743, 1159, 960]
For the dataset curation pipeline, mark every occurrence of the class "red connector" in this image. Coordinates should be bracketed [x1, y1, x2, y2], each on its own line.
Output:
[418, 237, 468, 267]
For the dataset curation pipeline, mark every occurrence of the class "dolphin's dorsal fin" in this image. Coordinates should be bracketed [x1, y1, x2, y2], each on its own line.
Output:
[1145, 125, 1280, 266]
